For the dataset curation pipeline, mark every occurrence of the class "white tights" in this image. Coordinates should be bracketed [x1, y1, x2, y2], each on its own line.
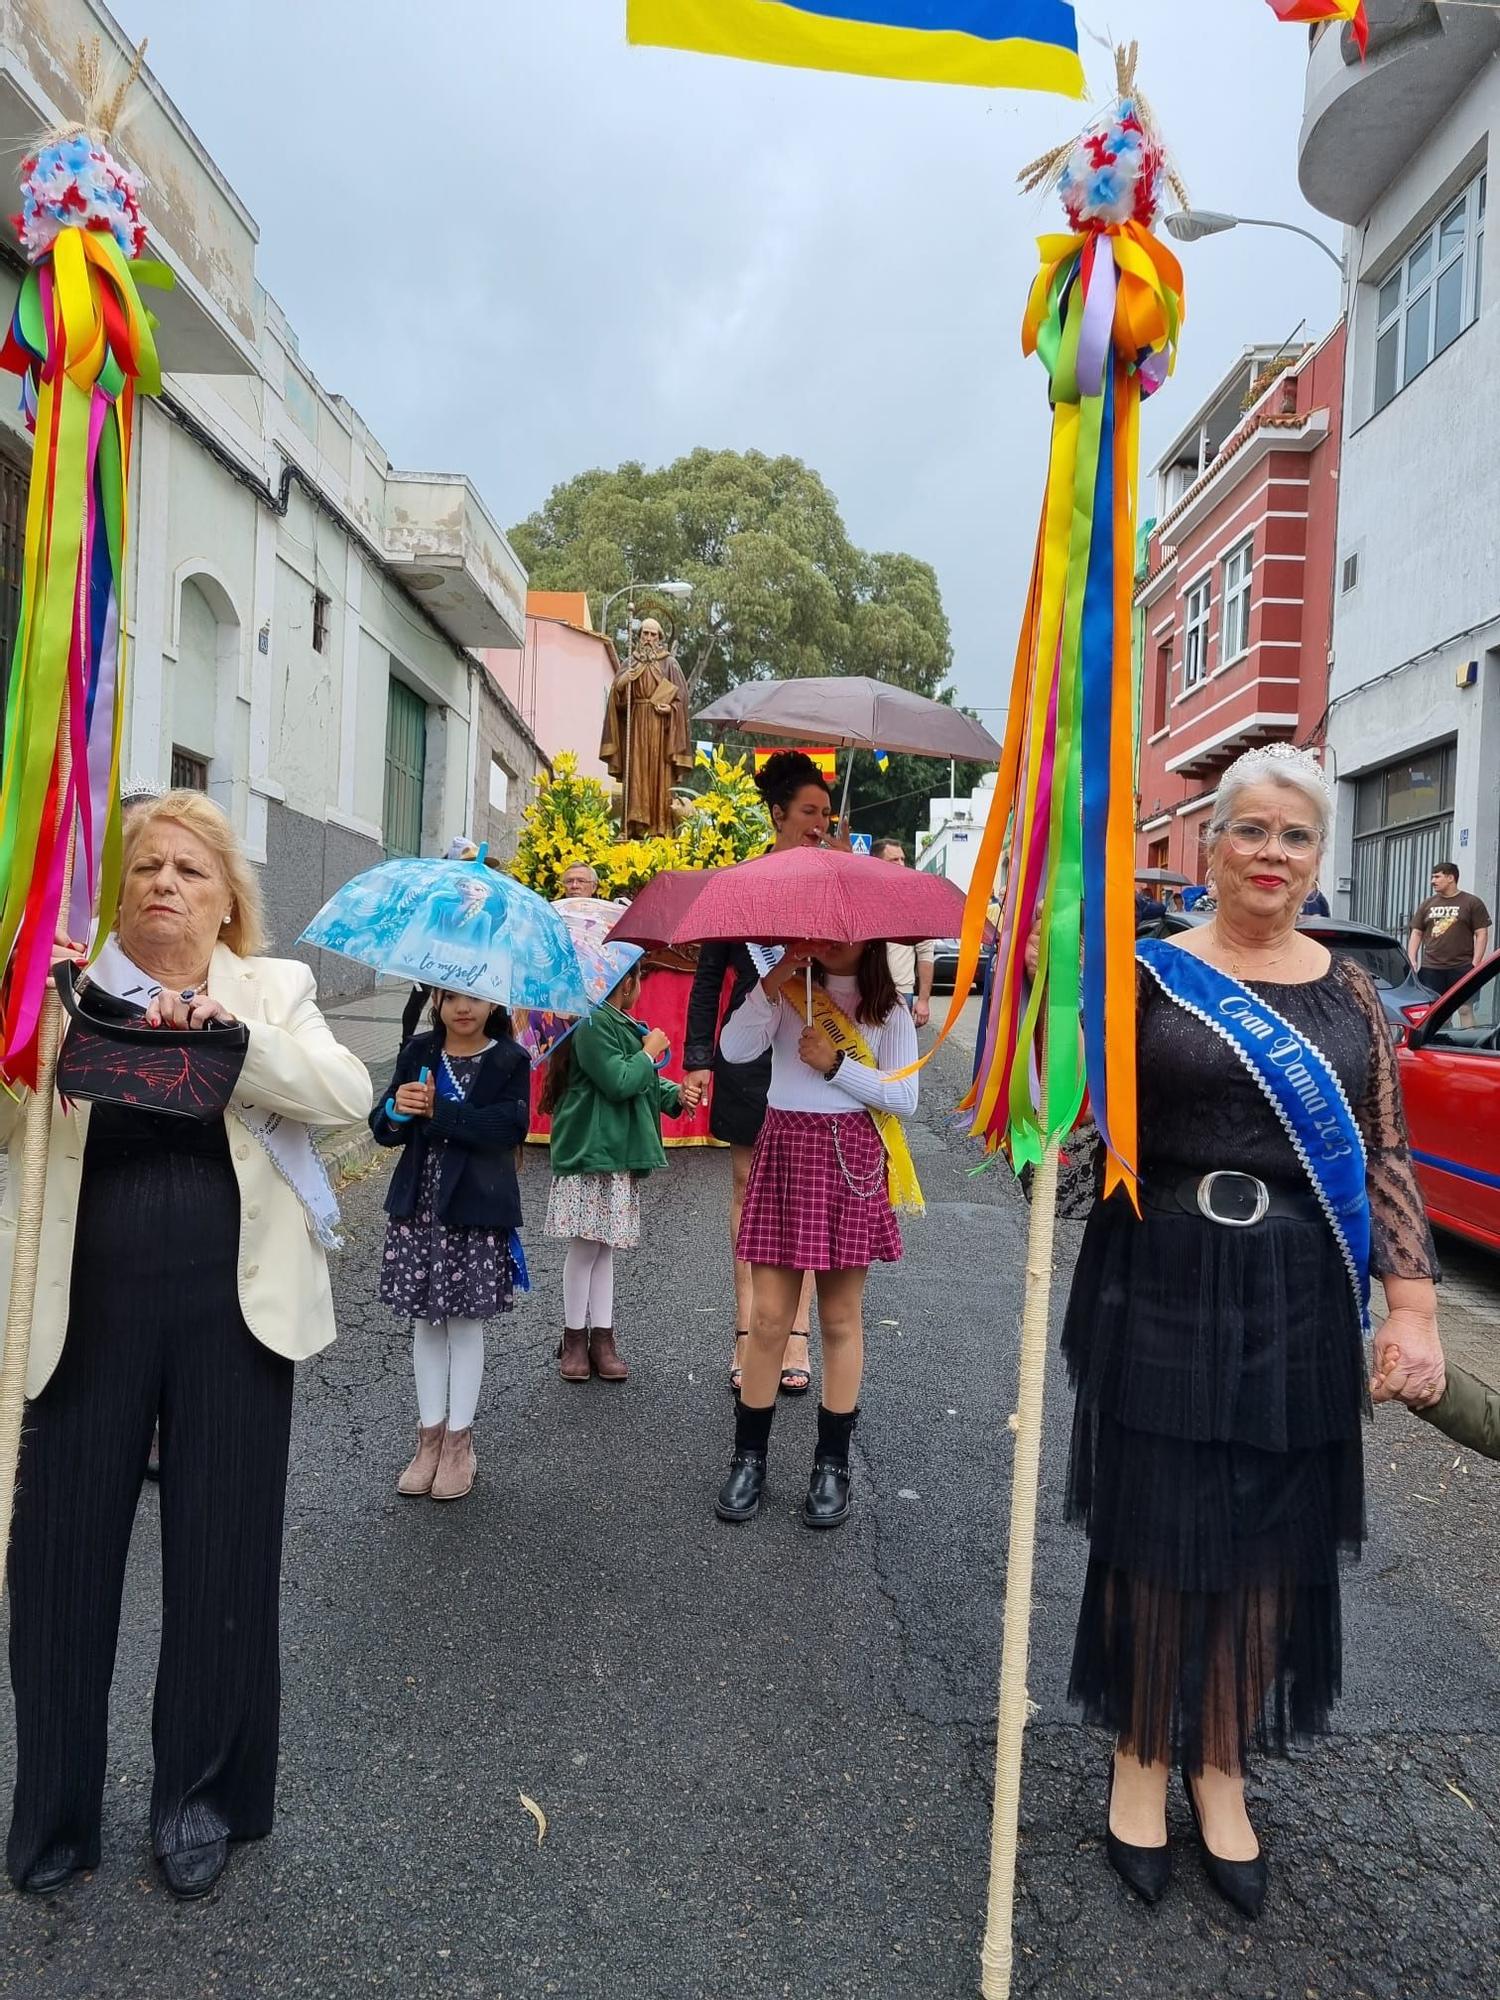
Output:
[412, 1317, 485, 1431]
[562, 1238, 615, 1330]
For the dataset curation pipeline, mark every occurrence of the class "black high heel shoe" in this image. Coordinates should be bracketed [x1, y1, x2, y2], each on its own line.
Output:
[1180, 1766, 1267, 1921]
[1104, 1759, 1171, 1905]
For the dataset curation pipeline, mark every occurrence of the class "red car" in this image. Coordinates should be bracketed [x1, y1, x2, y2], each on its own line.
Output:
[1396, 951, 1500, 1252]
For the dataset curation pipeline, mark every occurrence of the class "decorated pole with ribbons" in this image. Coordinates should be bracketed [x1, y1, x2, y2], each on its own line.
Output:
[923, 47, 1185, 1999]
[0, 39, 170, 1565]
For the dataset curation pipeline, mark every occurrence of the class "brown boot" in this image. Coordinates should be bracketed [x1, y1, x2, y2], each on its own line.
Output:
[397, 1423, 446, 1496]
[589, 1327, 628, 1383]
[430, 1426, 476, 1501]
[558, 1327, 591, 1383]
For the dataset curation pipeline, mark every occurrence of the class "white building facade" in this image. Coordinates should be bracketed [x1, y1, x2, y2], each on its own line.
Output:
[916, 775, 999, 891]
[0, 1, 539, 997]
[1299, 4, 1500, 934]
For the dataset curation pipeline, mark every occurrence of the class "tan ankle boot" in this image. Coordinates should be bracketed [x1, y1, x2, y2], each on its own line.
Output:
[397, 1423, 445, 1496]
[558, 1327, 591, 1383]
[589, 1327, 628, 1383]
[430, 1426, 476, 1501]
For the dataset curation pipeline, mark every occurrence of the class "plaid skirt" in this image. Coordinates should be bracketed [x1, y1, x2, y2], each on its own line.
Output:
[736, 1107, 902, 1271]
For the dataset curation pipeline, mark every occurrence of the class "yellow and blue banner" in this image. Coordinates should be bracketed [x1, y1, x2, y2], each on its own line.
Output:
[627, 0, 1085, 96]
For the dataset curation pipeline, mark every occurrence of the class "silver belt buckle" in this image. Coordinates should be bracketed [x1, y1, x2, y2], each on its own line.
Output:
[1196, 1171, 1270, 1228]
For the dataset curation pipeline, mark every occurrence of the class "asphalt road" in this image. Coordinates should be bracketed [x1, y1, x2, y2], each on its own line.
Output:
[2, 1036, 1498, 2000]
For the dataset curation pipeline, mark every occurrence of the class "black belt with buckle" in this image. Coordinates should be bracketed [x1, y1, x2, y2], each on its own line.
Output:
[1143, 1172, 1322, 1229]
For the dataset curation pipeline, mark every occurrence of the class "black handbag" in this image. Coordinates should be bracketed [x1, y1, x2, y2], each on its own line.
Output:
[53, 960, 249, 1121]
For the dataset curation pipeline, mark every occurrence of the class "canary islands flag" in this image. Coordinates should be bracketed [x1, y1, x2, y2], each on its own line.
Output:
[627, 0, 1085, 96]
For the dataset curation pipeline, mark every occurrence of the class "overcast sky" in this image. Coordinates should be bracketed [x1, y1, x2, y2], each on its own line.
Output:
[118, 0, 1340, 718]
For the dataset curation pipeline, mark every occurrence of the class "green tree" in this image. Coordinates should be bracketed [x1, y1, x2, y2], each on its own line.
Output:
[509, 448, 953, 704]
[842, 739, 991, 857]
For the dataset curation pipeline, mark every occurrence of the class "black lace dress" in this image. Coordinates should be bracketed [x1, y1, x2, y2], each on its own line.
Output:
[1061, 957, 1437, 1774]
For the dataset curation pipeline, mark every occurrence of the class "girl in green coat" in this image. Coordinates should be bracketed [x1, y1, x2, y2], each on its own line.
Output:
[542, 965, 702, 1383]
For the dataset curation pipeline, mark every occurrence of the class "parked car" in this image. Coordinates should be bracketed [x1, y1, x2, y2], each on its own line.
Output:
[1146, 911, 1432, 1031]
[1396, 952, 1500, 1253]
[931, 936, 995, 995]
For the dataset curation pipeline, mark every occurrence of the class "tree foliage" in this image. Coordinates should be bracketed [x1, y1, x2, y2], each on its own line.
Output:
[509, 449, 953, 705]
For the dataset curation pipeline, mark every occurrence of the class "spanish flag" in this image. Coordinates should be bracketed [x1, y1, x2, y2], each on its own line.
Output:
[627, 0, 1085, 96]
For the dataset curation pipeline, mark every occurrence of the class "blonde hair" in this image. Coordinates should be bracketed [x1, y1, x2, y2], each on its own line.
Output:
[122, 790, 268, 957]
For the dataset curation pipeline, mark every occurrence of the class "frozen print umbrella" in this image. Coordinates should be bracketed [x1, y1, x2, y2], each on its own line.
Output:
[513, 897, 643, 1067]
[301, 852, 593, 1016]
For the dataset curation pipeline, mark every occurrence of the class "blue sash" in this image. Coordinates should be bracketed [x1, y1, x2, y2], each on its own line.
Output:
[1136, 938, 1371, 1327]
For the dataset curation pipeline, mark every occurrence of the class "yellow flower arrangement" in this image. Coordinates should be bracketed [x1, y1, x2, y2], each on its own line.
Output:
[511, 749, 771, 900]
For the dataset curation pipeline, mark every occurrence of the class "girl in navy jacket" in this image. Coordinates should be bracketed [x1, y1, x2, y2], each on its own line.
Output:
[371, 990, 529, 1501]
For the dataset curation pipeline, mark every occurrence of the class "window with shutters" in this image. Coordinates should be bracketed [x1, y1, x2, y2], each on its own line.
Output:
[383, 678, 427, 857]
[171, 748, 209, 791]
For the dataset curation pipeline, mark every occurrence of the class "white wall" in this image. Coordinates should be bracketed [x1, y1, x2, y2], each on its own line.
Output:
[1328, 54, 1499, 916]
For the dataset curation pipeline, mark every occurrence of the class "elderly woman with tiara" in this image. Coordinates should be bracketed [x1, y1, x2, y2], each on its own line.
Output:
[1062, 744, 1444, 1919]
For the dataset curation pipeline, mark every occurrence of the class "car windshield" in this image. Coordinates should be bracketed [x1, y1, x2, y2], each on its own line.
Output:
[1316, 938, 1410, 989]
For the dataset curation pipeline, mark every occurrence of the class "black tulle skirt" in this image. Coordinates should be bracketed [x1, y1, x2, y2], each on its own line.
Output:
[1061, 1193, 1367, 1774]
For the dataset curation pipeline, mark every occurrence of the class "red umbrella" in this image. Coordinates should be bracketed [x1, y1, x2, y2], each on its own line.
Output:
[608, 847, 966, 950]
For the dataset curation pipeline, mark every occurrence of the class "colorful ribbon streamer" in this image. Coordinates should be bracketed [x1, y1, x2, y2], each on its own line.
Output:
[943, 180, 1183, 1206]
[0, 205, 170, 1084]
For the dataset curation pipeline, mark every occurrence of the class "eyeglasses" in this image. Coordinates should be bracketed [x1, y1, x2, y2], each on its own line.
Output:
[1218, 820, 1322, 858]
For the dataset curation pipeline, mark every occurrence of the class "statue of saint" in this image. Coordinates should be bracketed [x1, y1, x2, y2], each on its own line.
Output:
[599, 616, 694, 839]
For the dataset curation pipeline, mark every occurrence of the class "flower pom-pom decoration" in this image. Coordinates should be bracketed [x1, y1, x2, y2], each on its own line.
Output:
[1056, 98, 1163, 233]
[955, 42, 1188, 1229]
[12, 133, 148, 263]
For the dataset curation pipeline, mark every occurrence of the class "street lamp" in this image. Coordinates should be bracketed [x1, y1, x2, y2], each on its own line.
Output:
[596, 579, 695, 827]
[598, 576, 694, 645]
[1164, 209, 1346, 278]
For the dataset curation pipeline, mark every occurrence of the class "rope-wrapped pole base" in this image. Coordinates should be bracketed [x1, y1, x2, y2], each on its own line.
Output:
[0, 983, 64, 1570]
[980, 1138, 1061, 2000]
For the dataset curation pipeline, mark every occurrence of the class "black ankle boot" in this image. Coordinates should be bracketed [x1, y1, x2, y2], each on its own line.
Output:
[1181, 1766, 1267, 1920]
[1105, 1759, 1171, 1905]
[716, 1400, 774, 1522]
[803, 1405, 857, 1529]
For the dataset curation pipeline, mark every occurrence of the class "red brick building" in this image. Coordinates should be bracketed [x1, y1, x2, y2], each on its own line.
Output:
[1134, 325, 1345, 884]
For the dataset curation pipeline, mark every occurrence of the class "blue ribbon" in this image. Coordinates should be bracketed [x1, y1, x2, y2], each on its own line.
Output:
[1136, 938, 1372, 1327]
[1079, 360, 1114, 1163]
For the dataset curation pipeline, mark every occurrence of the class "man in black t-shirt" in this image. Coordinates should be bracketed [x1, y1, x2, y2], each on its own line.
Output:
[1407, 861, 1492, 997]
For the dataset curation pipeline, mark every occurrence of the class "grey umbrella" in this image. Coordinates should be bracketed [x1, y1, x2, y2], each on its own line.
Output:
[694, 677, 1001, 824]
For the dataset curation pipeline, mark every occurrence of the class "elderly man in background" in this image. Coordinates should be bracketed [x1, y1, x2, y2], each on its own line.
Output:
[560, 861, 601, 902]
[874, 839, 935, 1028]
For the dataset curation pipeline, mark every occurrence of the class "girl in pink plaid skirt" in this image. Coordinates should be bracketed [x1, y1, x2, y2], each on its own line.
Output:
[712, 940, 919, 1530]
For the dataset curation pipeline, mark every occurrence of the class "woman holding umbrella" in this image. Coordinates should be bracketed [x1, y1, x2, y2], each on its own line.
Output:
[684, 751, 834, 1395]
[713, 936, 920, 1529]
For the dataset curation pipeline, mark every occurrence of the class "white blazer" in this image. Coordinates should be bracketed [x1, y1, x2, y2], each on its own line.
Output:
[0, 946, 374, 1400]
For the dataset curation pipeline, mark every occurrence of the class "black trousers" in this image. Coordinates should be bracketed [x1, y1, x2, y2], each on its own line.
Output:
[6, 1111, 295, 1883]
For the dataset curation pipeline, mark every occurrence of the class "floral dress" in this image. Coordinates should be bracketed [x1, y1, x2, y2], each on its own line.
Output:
[379, 1050, 519, 1322]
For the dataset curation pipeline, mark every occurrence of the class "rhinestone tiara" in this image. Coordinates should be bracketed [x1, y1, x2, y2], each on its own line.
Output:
[1218, 742, 1332, 801]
